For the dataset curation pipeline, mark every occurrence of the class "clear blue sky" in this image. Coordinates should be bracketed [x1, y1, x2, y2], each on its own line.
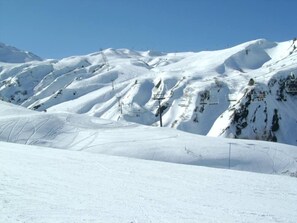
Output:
[1, 0, 296, 59]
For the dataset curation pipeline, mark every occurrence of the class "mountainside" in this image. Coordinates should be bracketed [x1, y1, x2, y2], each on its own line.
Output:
[0, 42, 42, 63]
[0, 39, 296, 146]
[1, 40, 297, 222]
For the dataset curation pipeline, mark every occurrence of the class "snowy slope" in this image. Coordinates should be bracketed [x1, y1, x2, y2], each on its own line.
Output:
[0, 42, 42, 63]
[0, 39, 296, 146]
[1, 142, 297, 223]
[0, 100, 296, 176]
[1, 39, 297, 223]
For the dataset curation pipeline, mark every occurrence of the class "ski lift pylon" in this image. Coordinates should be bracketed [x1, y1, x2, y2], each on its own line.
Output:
[285, 72, 297, 93]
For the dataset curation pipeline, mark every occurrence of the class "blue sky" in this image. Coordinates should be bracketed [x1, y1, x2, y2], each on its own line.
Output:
[1, 0, 296, 59]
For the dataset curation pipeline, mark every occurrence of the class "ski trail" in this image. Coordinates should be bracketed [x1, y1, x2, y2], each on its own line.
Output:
[84, 134, 179, 150]
[43, 118, 64, 139]
[73, 131, 99, 151]
[14, 119, 29, 143]
[0, 121, 15, 141]
[26, 117, 50, 145]
[43, 126, 57, 139]
[7, 118, 20, 142]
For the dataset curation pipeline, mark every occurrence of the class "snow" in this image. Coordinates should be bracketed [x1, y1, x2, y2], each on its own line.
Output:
[0, 100, 296, 176]
[1, 141, 297, 223]
[0, 39, 297, 146]
[1, 39, 297, 222]
[0, 42, 42, 63]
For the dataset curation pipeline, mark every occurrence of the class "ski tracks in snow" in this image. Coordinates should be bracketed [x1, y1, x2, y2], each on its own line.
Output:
[25, 117, 51, 145]
[69, 131, 100, 151]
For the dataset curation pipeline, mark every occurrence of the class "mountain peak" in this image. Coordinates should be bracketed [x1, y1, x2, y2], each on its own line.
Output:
[0, 42, 42, 63]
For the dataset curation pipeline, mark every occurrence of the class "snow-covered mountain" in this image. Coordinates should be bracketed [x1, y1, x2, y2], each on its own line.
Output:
[1, 39, 297, 222]
[0, 39, 296, 146]
[0, 42, 42, 63]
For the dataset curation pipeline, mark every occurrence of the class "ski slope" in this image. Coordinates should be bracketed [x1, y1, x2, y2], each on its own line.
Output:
[0, 100, 296, 176]
[1, 142, 297, 223]
[0, 39, 297, 222]
[0, 39, 296, 146]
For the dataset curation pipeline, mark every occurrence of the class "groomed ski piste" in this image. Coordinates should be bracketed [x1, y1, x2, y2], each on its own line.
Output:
[0, 39, 297, 222]
[1, 141, 297, 223]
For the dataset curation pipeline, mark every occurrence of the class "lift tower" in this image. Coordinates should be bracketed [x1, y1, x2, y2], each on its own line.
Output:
[153, 93, 165, 127]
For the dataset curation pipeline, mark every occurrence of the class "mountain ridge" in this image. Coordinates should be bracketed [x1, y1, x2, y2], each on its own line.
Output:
[0, 42, 42, 63]
[0, 38, 296, 146]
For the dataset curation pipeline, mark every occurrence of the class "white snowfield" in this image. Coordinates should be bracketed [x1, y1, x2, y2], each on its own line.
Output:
[0, 39, 296, 145]
[1, 142, 297, 223]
